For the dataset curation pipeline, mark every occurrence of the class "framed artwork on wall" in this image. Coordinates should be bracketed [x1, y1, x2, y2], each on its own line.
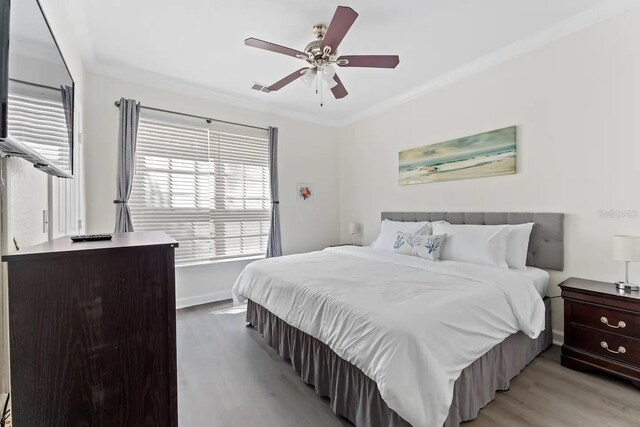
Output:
[399, 126, 516, 185]
[296, 183, 313, 203]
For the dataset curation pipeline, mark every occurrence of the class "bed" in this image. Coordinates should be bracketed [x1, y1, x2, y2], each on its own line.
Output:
[233, 212, 564, 427]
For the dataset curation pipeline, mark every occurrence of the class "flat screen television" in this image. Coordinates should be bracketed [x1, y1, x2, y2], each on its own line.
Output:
[0, 0, 74, 178]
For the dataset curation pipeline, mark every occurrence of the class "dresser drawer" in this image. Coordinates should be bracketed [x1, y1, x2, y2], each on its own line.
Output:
[569, 302, 640, 340]
[568, 325, 640, 367]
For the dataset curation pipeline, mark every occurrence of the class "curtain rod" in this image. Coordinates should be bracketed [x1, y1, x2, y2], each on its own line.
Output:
[113, 100, 269, 132]
[10, 78, 61, 92]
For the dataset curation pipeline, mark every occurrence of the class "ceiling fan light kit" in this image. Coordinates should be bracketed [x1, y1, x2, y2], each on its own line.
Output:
[244, 5, 399, 105]
[300, 69, 317, 86]
[323, 74, 338, 90]
[322, 65, 336, 79]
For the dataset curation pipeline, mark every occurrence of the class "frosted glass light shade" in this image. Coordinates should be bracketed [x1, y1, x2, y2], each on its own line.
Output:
[300, 69, 316, 86]
[320, 71, 337, 89]
[349, 222, 359, 235]
[612, 235, 640, 261]
[322, 65, 336, 79]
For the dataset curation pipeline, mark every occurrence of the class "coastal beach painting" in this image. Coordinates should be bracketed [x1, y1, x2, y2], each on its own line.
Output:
[398, 126, 516, 185]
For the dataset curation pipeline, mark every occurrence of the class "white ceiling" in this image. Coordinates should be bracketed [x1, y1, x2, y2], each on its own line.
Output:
[60, 0, 639, 126]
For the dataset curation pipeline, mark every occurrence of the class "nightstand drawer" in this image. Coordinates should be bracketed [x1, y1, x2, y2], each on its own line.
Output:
[570, 302, 640, 340]
[568, 325, 640, 367]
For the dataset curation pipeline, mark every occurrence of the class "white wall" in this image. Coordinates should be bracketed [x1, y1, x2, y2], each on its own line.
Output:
[83, 73, 341, 306]
[2, 158, 49, 247]
[338, 8, 640, 338]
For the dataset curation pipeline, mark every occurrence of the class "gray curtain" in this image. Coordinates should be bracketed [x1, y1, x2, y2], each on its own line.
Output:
[60, 85, 74, 160]
[114, 98, 140, 232]
[266, 126, 282, 257]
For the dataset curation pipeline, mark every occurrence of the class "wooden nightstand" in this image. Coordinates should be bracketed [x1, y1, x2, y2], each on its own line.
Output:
[560, 277, 640, 388]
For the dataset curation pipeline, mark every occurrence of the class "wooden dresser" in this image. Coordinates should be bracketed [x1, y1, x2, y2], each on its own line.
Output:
[2, 232, 179, 426]
[560, 277, 640, 388]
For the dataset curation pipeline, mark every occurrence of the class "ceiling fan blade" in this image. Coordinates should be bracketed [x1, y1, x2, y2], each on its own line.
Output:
[245, 37, 307, 59]
[336, 55, 399, 69]
[330, 74, 348, 99]
[321, 6, 358, 53]
[267, 68, 309, 91]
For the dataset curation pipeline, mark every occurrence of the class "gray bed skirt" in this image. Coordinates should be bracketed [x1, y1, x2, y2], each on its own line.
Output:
[246, 298, 552, 427]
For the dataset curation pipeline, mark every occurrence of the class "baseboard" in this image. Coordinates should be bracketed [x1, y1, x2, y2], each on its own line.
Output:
[552, 329, 565, 346]
[176, 290, 231, 309]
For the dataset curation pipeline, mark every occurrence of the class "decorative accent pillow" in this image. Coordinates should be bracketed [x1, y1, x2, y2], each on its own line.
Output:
[413, 234, 447, 261]
[372, 220, 432, 252]
[392, 232, 447, 261]
[392, 232, 422, 255]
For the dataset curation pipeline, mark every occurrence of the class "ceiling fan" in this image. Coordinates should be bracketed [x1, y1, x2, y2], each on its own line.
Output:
[245, 5, 399, 105]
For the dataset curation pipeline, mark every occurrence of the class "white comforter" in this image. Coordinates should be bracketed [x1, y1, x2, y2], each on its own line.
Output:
[232, 246, 546, 427]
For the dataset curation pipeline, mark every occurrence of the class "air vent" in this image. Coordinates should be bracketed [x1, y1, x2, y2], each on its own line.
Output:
[251, 83, 271, 93]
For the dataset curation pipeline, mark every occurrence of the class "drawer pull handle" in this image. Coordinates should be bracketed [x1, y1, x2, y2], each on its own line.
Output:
[600, 317, 626, 329]
[601, 341, 626, 354]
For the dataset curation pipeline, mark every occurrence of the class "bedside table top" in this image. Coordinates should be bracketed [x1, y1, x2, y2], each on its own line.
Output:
[559, 277, 640, 301]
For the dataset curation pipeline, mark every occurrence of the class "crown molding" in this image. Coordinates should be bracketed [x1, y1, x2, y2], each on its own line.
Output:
[337, 0, 640, 127]
[85, 60, 343, 128]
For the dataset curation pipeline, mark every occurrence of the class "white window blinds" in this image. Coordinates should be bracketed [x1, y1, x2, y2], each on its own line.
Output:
[129, 113, 271, 265]
[7, 92, 71, 172]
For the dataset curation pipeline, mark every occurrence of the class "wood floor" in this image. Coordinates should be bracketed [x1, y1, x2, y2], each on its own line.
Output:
[177, 301, 640, 427]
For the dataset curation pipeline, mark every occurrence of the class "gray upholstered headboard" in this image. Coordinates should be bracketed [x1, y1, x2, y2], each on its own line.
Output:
[381, 212, 564, 271]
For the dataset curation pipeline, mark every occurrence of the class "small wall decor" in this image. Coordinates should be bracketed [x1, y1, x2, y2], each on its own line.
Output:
[398, 126, 516, 185]
[296, 183, 313, 203]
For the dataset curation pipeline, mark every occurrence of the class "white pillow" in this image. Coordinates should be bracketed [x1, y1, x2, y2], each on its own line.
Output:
[431, 222, 510, 268]
[372, 220, 431, 252]
[504, 223, 534, 270]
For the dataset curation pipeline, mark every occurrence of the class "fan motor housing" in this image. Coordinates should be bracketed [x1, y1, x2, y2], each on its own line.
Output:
[305, 24, 337, 64]
[304, 40, 323, 57]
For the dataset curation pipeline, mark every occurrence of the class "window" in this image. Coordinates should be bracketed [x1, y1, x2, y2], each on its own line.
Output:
[129, 113, 271, 265]
[7, 90, 71, 172]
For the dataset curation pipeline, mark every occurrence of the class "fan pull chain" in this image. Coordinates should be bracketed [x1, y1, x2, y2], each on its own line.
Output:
[320, 73, 324, 107]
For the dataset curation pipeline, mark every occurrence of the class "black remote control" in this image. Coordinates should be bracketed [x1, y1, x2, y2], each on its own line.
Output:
[70, 234, 113, 242]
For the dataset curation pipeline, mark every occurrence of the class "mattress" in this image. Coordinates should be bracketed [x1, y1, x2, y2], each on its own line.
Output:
[233, 246, 547, 427]
[520, 266, 550, 297]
